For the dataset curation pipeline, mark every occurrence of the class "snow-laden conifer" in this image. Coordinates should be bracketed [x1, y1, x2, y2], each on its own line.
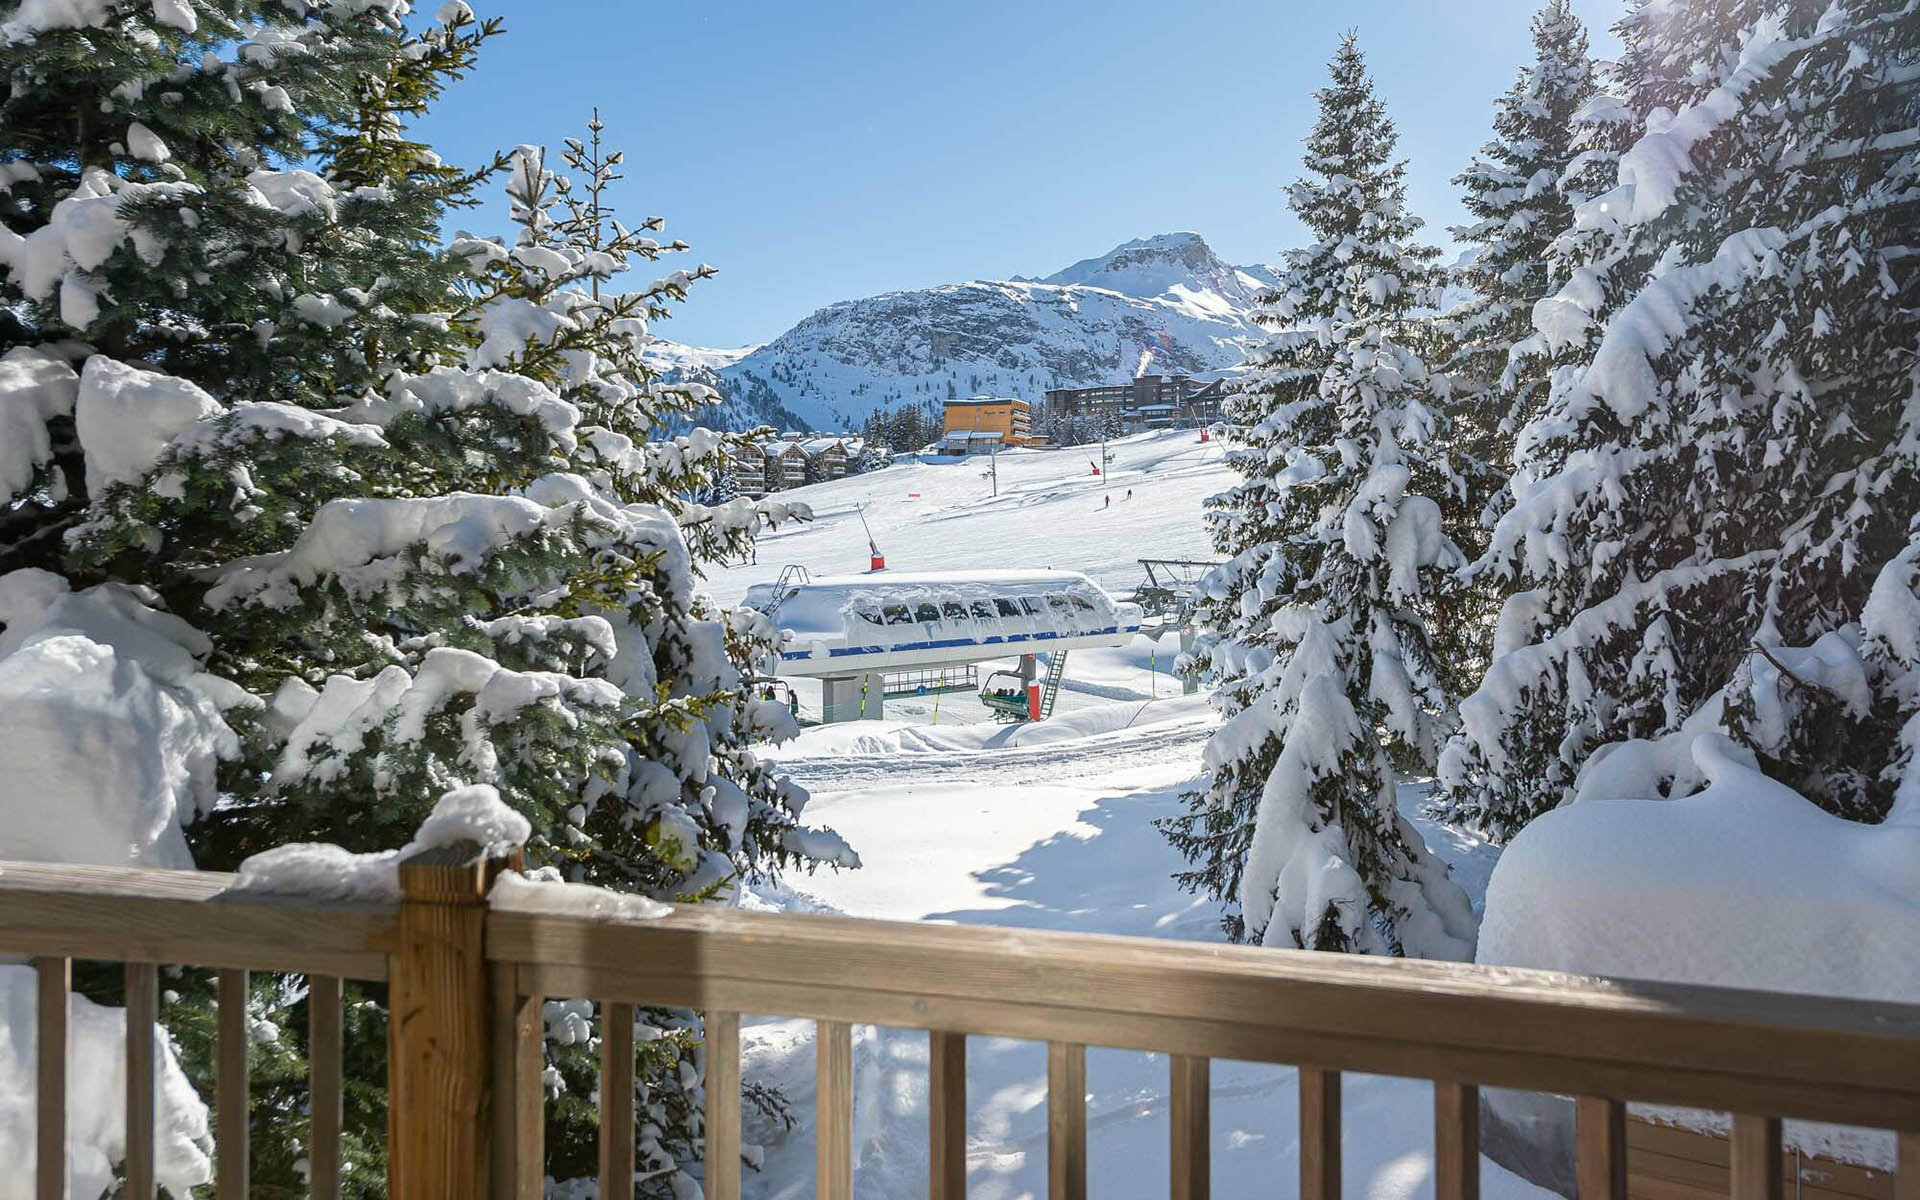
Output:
[1163, 35, 1476, 958]
[1445, 0, 1597, 489]
[1442, 0, 1920, 839]
[0, 5, 847, 1191]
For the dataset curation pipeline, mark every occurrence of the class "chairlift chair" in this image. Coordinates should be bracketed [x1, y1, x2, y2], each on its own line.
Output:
[979, 670, 1030, 720]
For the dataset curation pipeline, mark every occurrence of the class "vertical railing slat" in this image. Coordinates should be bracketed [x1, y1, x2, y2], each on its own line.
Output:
[1574, 1098, 1626, 1200]
[216, 968, 250, 1200]
[704, 1010, 742, 1200]
[124, 963, 159, 1200]
[817, 1020, 854, 1200]
[1732, 1115, 1784, 1200]
[1169, 1054, 1209, 1200]
[309, 974, 343, 1200]
[36, 956, 70, 1200]
[599, 1001, 637, 1200]
[1047, 1041, 1086, 1200]
[490, 967, 540, 1200]
[1434, 1082, 1479, 1200]
[929, 1031, 967, 1200]
[1300, 1067, 1341, 1200]
[1895, 1132, 1918, 1200]
[485, 967, 514, 1200]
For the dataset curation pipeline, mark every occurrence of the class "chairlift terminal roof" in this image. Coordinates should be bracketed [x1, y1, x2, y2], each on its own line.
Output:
[743, 568, 1142, 676]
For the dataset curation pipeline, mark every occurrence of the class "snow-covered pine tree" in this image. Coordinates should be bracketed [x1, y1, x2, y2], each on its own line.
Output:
[1161, 35, 1477, 958]
[1864, 524, 1920, 824]
[1441, 0, 1920, 839]
[0, 5, 848, 1192]
[887, 401, 926, 451]
[1, 5, 513, 1187]
[417, 139, 850, 1187]
[1423, 1, 1601, 795]
[854, 437, 890, 474]
[1054, 410, 1084, 446]
[1444, 0, 1597, 520]
[0, 0, 484, 579]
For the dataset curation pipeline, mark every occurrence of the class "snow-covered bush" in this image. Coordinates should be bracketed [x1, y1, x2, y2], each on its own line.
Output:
[1162, 35, 1477, 959]
[0, 967, 212, 1200]
[0, 5, 843, 1194]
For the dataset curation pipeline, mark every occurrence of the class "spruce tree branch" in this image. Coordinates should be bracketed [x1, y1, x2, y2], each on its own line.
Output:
[1750, 641, 1823, 697]
[0, 506, 83, 574]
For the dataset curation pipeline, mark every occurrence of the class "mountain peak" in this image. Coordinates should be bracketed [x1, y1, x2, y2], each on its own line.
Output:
[1037, 232, 1261, 309]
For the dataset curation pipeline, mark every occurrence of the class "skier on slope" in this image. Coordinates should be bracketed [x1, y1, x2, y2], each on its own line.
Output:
[1103, 495, 1110, 509]
[1126, 488, 1133, 501]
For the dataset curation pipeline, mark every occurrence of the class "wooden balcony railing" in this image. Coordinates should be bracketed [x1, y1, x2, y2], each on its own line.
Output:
[2, 846, 1918, 1200]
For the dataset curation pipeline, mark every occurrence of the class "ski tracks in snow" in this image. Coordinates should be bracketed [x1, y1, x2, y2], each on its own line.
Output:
[776, 713, 1211, 793]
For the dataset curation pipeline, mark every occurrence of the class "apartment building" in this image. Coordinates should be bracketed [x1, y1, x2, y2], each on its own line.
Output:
[942, 396, 1030, 451]
[1042, 374, 1226, 431]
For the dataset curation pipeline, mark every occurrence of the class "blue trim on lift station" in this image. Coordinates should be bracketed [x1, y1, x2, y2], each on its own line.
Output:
[778, 625, 1137, 662]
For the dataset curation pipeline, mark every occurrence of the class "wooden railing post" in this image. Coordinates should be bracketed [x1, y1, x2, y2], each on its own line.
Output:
[817, 1020, 854, 1200]
[309, 975, 344, 1200]
[1434, 1082, 1479, 1200]
[1732, 1115, 1784, 1200]
[125, 962, 159, 1200]
[215, 968, 250, 1200]
[1169, 1054, 1209, 1200]
[1575, 1098, 1626, 1200]
[491, 969, 545, 1200]
[1300, 1067, 1341, 1200]
[1047, 1041, 1086, 1200]
[37, 955, 69, 1200]
[389, 842, 518, 1200]
[599, 1001, 637, 1200]
[929, 1031, 967, 1200]
[703, 1010, 742, 1200]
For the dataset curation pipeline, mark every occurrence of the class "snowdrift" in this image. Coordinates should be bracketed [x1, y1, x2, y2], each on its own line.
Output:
[1479, 733, 1920, 1169]
[0, 970, 211, 1200]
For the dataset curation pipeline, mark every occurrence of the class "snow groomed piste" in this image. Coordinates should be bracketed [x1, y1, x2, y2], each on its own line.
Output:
[742, 568, 1144, 722]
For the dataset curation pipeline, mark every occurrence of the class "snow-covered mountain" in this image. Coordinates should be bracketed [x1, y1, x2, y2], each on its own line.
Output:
[640, 341, 809, 434]
[1032, 231, 1279, 316]
[649, 233, 1274, 433]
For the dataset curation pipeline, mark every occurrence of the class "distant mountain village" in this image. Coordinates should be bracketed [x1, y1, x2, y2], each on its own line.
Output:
[641, 231, 1265, 435]
[724, 371, 1227, 495]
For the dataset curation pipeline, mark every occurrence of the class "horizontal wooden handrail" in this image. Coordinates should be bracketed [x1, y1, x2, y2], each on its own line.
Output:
[4, 853, 1919, 1200]
[0, 860, 395, 980]
[486, 901, 1920, 1129]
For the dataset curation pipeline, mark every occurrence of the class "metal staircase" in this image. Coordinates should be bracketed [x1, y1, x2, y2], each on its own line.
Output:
[1038, 650, 1068, 718]
[764, 564, 810, 624]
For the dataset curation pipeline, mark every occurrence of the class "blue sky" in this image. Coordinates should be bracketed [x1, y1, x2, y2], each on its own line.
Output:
[415, 1, 1624, 349]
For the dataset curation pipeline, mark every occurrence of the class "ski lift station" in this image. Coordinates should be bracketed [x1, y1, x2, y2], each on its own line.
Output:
[742, 568, 1144, 722]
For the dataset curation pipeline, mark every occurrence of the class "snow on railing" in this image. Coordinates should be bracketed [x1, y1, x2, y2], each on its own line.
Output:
[1, 815, 1918, 1200]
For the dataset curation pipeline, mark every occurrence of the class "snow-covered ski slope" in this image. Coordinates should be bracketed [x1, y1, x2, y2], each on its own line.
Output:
[706, 430, 1227, 606]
